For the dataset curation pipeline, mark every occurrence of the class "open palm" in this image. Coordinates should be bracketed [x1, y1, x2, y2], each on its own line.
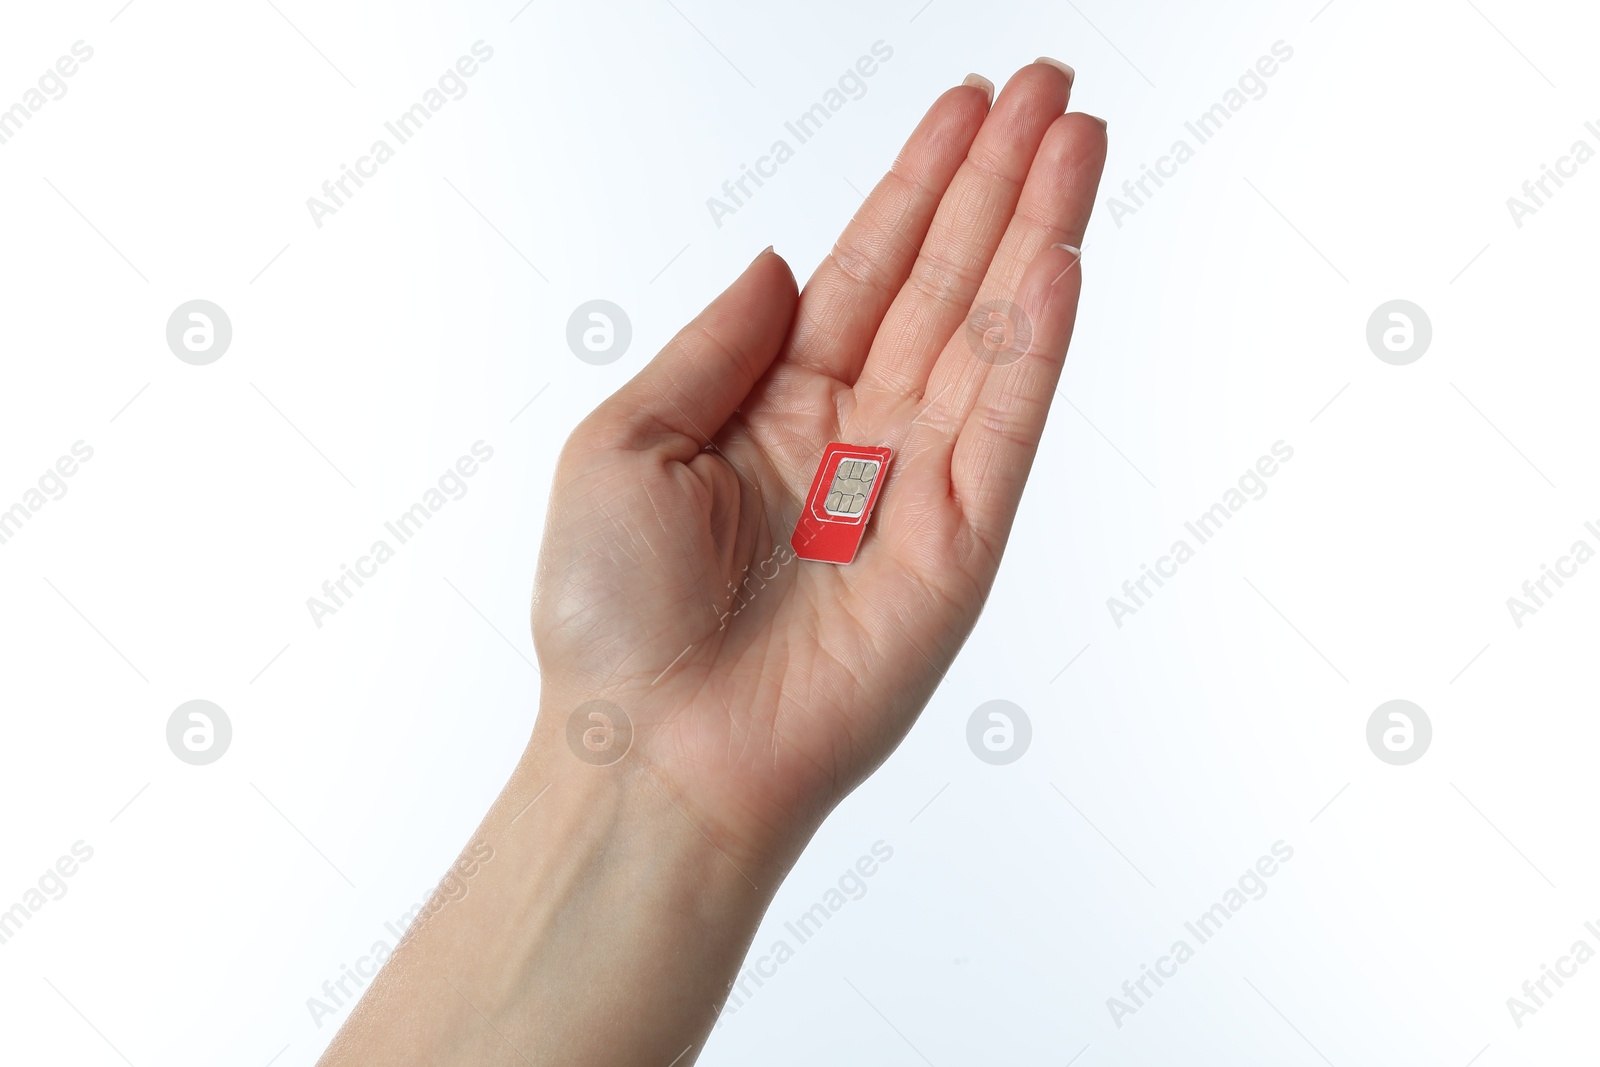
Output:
[532, 62, 1106, 870]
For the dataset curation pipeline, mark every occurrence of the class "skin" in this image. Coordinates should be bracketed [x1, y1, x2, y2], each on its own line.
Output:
[319, 60, 1107, 1066]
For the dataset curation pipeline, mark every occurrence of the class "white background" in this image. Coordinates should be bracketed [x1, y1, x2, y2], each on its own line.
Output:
[2, 0, 1598, 1063]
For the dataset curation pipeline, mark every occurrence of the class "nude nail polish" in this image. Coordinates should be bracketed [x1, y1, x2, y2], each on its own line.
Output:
[1035, 56, 1075, 86]
[962, 73, 994, 106]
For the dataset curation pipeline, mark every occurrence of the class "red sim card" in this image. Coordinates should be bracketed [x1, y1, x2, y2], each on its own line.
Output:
[791, 443, 893, 565]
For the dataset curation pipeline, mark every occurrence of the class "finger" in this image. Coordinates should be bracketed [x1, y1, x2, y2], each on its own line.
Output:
[947, 245, 1080, 556]
[591, 250, 798, 457]
[852, 61, 1071, 404]
[783, 78, 992, 384]
[909, 112, 1106, 447]
[951, 129, 1107, 551]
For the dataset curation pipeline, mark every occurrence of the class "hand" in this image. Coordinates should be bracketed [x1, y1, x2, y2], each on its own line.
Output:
[532, 60, 1107, 871]
[320, 62, 1109, 1067]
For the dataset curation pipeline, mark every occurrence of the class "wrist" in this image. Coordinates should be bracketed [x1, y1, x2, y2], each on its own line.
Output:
[526, 683, 815, 883]
[521, 694, 790, 908]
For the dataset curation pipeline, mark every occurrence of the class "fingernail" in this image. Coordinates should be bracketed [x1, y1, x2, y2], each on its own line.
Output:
[753, 244, 774, 263]
[1049, 243, 1082, 286]
[962, 73, 994, 106]
[1086, 113, 1107, 128]
[1035, 57, 1075, 85]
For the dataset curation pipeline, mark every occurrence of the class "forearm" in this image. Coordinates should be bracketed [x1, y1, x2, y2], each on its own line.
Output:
[318, 696, 784, 1067]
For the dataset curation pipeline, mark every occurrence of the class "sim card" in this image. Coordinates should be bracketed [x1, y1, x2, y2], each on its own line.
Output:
[791, 443, 893, 565]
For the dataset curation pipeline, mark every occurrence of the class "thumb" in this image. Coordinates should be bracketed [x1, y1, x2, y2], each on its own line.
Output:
[594, 247, 798, 454]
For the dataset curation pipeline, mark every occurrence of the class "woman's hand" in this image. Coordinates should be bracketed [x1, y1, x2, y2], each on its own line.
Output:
[532, 60, 1106, 873]
[320, 62, 1106, 1067]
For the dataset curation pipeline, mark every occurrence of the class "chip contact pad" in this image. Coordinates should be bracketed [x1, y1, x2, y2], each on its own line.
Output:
[823, 459, 880, 517]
